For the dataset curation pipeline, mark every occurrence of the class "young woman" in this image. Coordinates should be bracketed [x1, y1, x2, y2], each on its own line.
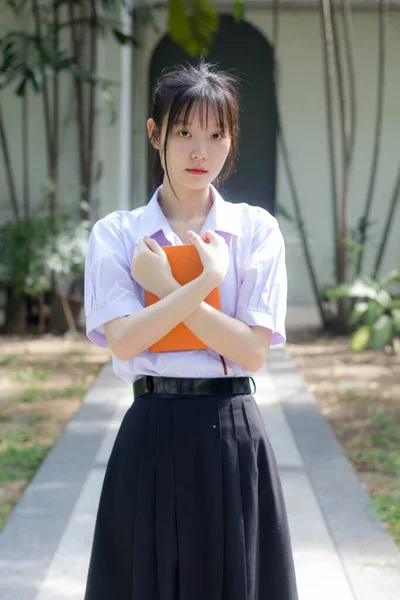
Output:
[83, 60, 298, 600]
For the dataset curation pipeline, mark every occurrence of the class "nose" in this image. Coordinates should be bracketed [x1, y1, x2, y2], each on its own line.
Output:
[191, 142, 208, 160]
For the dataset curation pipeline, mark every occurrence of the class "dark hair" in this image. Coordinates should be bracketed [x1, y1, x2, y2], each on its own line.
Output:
[149, 59, 240, 192]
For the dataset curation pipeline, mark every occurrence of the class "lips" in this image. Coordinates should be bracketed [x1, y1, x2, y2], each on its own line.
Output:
[186, 168, 208, 174]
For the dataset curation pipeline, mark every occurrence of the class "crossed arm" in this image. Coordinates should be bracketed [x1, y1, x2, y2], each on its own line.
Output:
[104, 272, 272, 372]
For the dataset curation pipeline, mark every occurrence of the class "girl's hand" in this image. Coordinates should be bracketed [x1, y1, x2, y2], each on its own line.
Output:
[131, 237, 177, 298]
[187, 230, 229, 286]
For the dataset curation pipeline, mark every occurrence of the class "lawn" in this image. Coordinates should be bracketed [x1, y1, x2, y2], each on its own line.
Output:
[0, 333, 111, 530]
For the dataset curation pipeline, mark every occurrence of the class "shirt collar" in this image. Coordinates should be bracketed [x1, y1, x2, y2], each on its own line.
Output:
[135, 184, 244, 243]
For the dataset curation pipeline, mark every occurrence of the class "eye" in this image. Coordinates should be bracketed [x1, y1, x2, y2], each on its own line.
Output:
[178, 130, 191, 138]
[212, 133, 223, 141]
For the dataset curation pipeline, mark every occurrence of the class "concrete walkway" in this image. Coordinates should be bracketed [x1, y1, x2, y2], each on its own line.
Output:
[0, 346, 399, 600]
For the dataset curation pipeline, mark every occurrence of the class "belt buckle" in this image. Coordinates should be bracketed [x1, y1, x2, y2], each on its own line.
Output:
[145, 375, 154, 393]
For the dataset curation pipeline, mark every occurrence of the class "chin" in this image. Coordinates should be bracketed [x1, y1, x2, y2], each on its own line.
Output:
[183, 175, 214, 190]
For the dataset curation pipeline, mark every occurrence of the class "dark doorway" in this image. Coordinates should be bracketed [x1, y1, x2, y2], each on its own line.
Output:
[148, 15, 277, 214]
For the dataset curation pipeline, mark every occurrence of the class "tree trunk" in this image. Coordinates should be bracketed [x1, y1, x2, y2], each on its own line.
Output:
[1, 287, 27, 335]
[49, 292, 82, 334]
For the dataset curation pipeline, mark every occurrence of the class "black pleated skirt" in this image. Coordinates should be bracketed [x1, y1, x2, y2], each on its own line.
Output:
[84, 391, 298, 600]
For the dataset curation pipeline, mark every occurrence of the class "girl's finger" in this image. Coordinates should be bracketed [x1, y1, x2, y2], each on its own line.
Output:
[204, 230, 222, 247]
[144, 236, 164, 256]
[188, 230, 205, 248]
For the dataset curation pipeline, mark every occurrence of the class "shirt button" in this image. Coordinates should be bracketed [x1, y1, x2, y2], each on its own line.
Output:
[196, 372, 203, 378]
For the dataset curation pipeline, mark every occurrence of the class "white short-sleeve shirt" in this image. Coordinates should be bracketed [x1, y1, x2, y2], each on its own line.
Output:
[84, 185, 287, 382]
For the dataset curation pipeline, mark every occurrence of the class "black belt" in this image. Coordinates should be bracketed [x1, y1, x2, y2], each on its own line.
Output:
[133, 376, 256, 398]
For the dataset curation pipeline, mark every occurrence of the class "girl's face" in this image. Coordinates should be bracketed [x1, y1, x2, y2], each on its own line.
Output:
[149, 105, 232, 191]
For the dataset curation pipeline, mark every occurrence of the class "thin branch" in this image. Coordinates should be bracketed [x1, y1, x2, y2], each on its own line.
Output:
[356, 0, 387, 275]
[342, 0, 357, 159]
[373, 164, 400, 279]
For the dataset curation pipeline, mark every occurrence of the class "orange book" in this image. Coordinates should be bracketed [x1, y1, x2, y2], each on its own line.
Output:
[144, 244, 220, 352]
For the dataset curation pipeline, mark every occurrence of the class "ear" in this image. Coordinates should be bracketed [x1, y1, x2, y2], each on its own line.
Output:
[147, 118, 160, 150]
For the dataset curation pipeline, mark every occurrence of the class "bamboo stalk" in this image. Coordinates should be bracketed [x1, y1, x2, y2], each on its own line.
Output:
[32, 0, 55, 212]
[68, 0, 86, 203]
[356, 0, 387, 276]
[0, 97, 20, 220]
[320, 0, 339, 282]
[331, 4, 350, 288]
[53, 0, 60, 198]
[86, 0, 99, 218]
[22, 90, 30, 218]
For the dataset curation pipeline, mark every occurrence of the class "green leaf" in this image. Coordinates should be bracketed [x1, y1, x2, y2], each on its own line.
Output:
[15, 73, 28, 96]
[392, 309, 400, 334]
[378, 269, 400, 289]
[112, 29, 139, 46]
[365, 300, 383, 326]
[358, 274, 379, 290]
[325, 283, 352, 300]
[325, 279, 377, 301]
[168, 0, 219, 57]
[234, 0, 244, 22]
[351, 325, 372, 352]
[389, 299, 400, 309]
[375, 288, 391, 309]
[348, 301, 368, 327]
[371, 315, 394, 351]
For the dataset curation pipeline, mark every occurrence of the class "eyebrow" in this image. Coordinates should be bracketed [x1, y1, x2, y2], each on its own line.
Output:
[174, 120, 223, 128]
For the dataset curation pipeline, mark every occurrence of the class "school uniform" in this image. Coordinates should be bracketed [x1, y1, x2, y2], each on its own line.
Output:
[83, 185, 299, 599]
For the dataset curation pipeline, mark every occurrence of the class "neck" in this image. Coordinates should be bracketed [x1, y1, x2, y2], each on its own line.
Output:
[158, 179, 213, 222]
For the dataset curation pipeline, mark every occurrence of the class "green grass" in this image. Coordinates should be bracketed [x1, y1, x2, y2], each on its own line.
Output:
[0, 440, 53, 483]
[48, 384, 87, 398]
[350, 408, 400, 475]
[0, 498, 18, 530]
[25, 412, 47, 425]
[372, 495, 400, 546]
[7, 369, 52, 384]
[343, 389, 365, 402]
[13, 383, 87, 405]
[347, 407, 400, 546]
[0, 413, 13, 423]
[0, 355, 21, 366]
[69, 350, 86, 358]
[17, 387, 41, 403]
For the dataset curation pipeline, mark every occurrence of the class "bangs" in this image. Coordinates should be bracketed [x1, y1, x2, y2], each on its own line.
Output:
[167, 88, 236, 136]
